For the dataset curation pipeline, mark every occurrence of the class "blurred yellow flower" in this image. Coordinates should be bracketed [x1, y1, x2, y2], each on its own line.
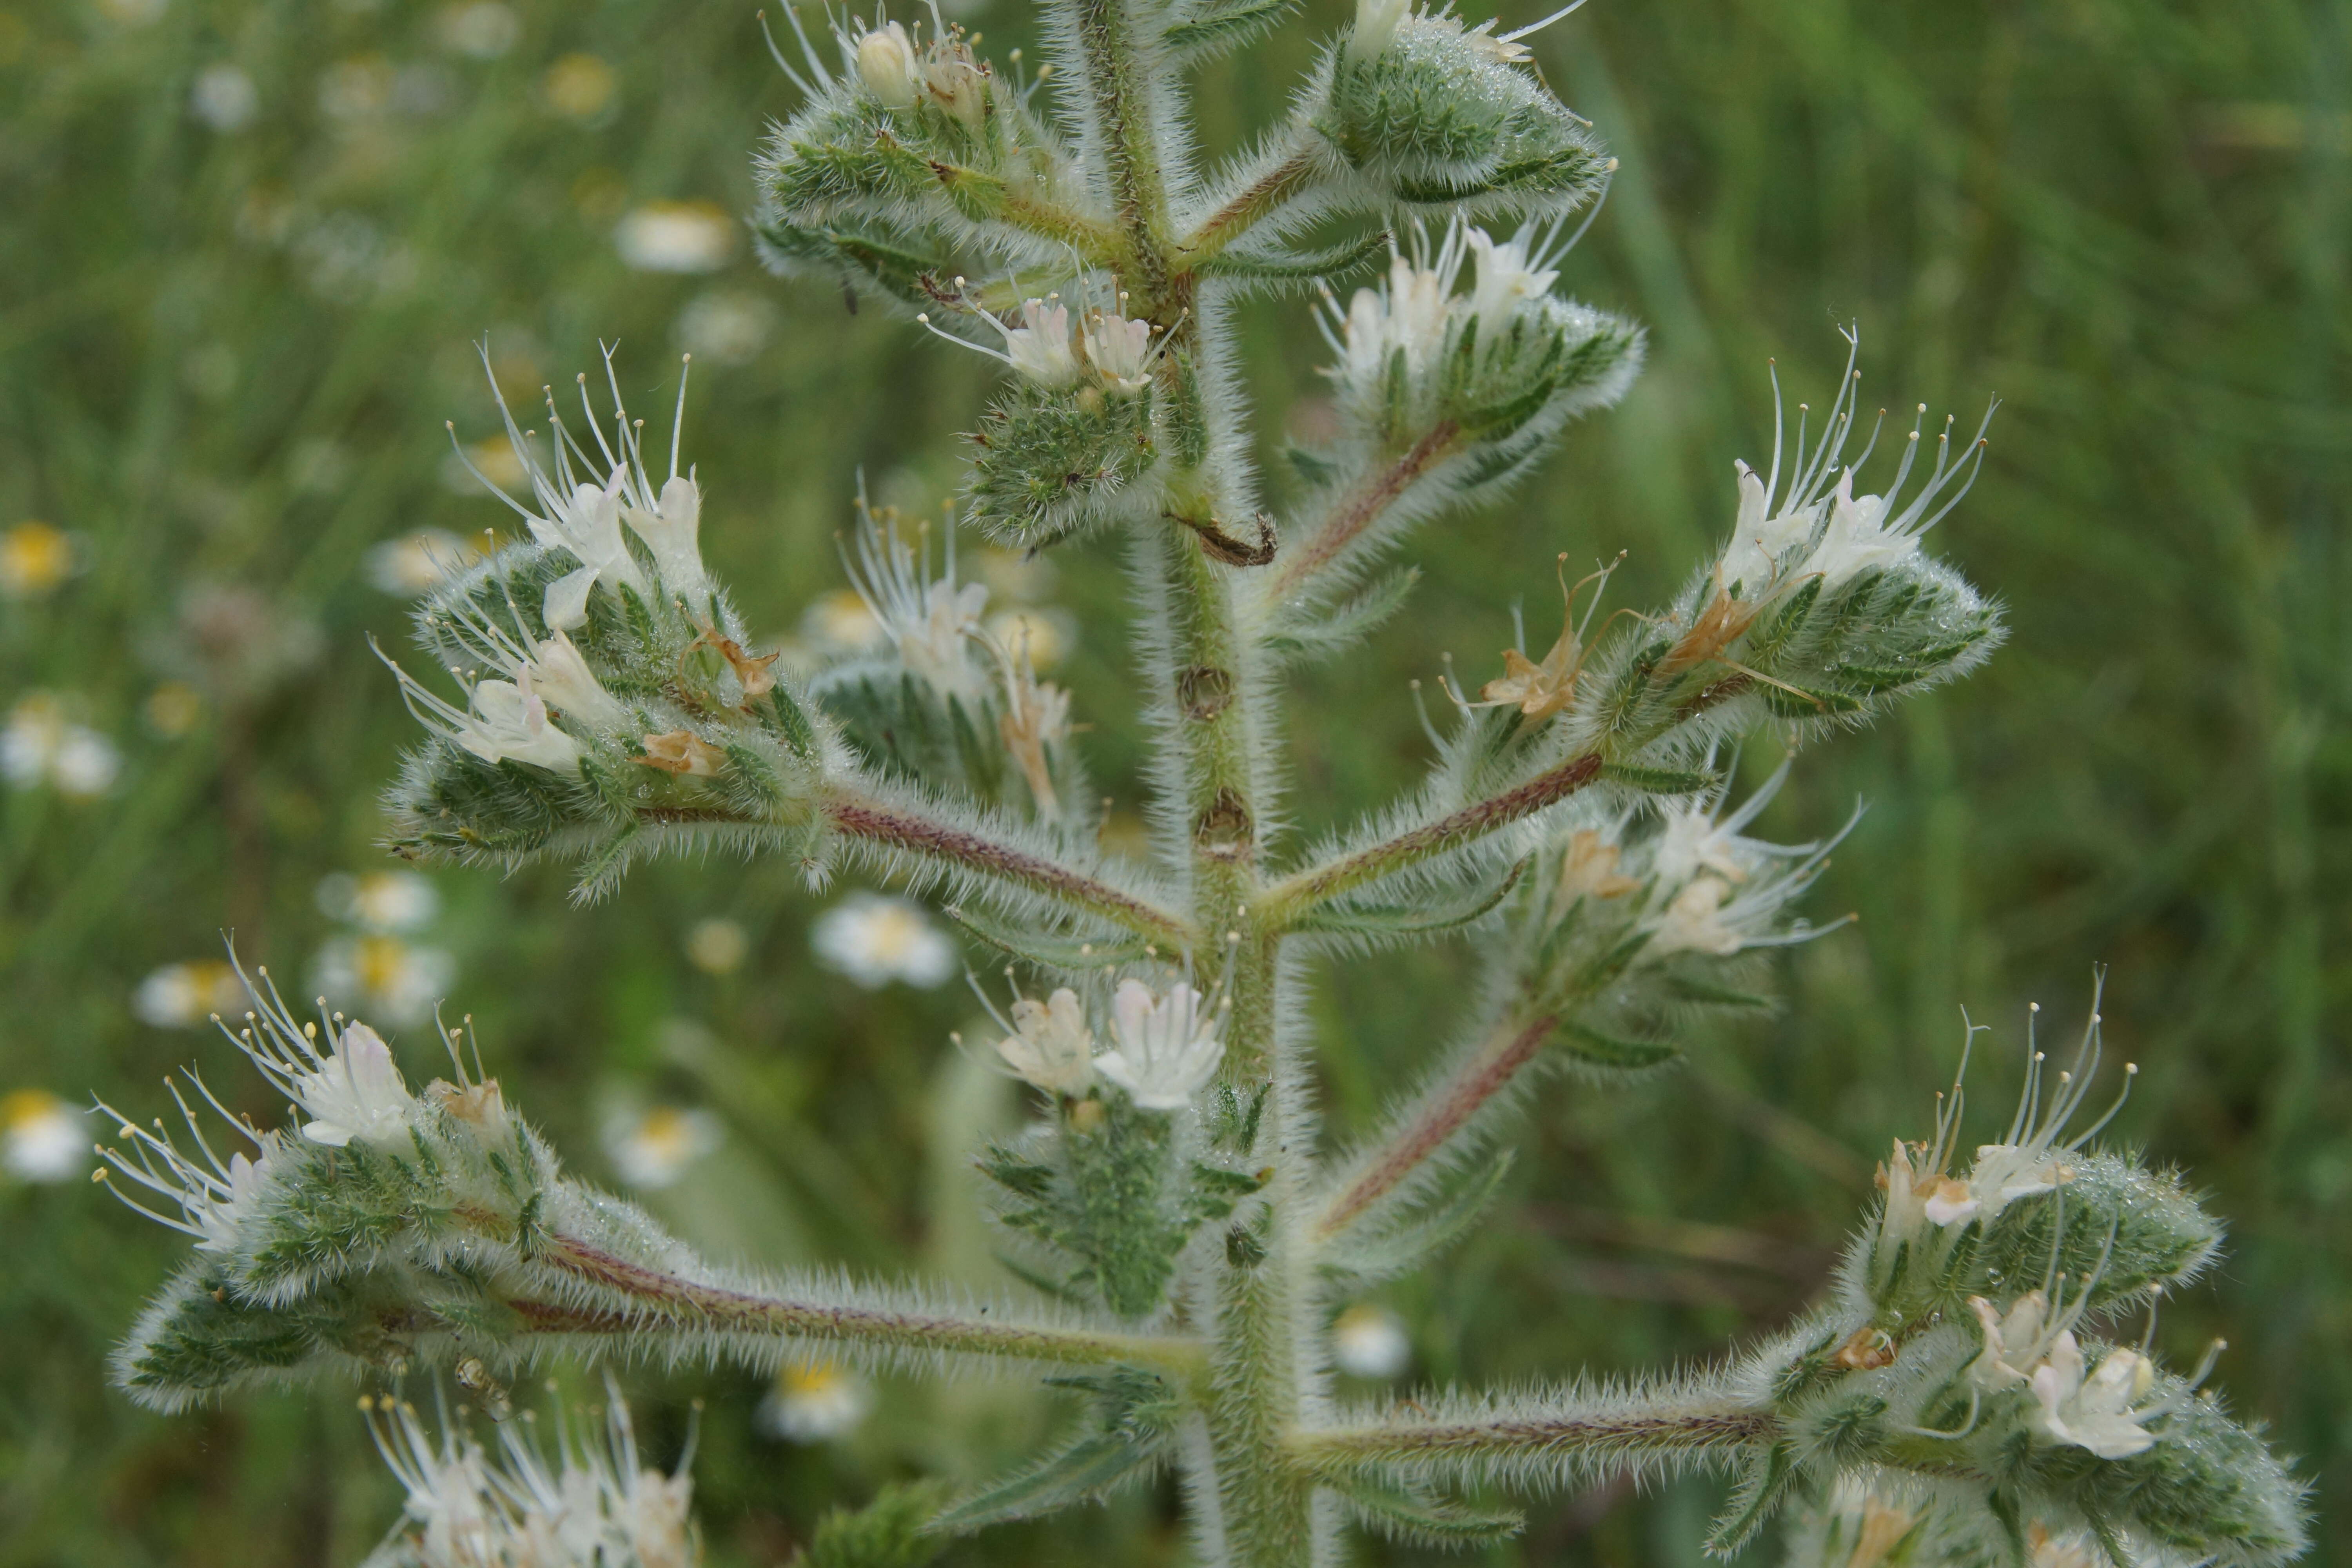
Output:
[0, 521, 73, 597]
[144, 682, 204, 736]
[986, 606, 1073, 670]
[543, 53, 615, 119]
[367, 528, 481, 593]
[615, 201, 737, 274]
[603, 1105, 720, 1189]
[441, 436, 528, 495]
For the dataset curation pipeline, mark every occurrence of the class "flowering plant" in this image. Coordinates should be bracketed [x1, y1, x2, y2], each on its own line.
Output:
[97, 0, 2307, 1563]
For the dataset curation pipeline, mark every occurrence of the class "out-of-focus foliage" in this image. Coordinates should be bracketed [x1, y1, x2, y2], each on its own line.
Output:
[0, 0, 2343, 1562]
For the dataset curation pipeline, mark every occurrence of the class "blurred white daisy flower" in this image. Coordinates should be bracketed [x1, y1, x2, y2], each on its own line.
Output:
[604, 1106, 721, 1189]
[313, 934, 456, 1028]
[133, 960, 252, 1028]
[366, 529, 482, 595]
[811, 894, 955, 990]
[1331, 1303, 1410, 1379]
[615, 201, 737, 274]
[757, 1362, 871, 1443]
[2, 1090, 86, 1183]
[801, 587, 887, 653]
[436, 1, 519, 58]
[674, 291, 776, 365]
[2, 694, 121, 799]
[190, 64, 258, 131]
[318, 869, 440, 934]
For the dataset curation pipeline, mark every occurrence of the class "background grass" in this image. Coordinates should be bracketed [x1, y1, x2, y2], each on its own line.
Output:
[2, 0, 2345, 1561]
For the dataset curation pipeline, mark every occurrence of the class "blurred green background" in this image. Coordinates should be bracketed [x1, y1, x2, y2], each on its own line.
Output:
[2, 0, 2345, 1561]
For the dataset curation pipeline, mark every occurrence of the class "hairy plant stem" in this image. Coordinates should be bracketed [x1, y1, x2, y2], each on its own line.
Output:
[1290, 1399, 1779, 1477]
[1262, 421, 1465, 603]
[1259, 751, 1606, 920]
[1314, 1011, 1555, 1238]
[822, 788, 1193, 943]
[515, 1233, 1205, 1373]
[1176, 139, 1323, 269]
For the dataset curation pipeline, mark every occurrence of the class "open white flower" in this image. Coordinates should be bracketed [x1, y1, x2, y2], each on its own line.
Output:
[992, 987, 1095, 1098]
[231, 977, 419, 1151]
[1080, 305, 1160, 395]
[812, 894, 956, 989]
[1968, 1289, 2050, 1390]
[1711, 334, 1991, 604]
[3, 1089, 87, 1182]
[389, 663, 585, 774]
[841, 505, 989, 699]
[93, 1080, 280, 1249]
[989, 298, 1080, 386]
[1095, 979, 1225, 1111]
[2031, 1333, 2158, 1459]
[1635, 764, 1844, 960]
[1336, 233, 1464, 384]
[365, 1379, 701, 1568]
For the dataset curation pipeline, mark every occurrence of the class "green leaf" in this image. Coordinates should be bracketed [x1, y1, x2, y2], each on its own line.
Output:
[1325, 1469, 1524, 1546]
[929, 1430, 1165, 1532]
[1266, 566, 1421, 661]
[1760, 683, 1866, 717]
[943, 903, 1149, 969]
[1599, 762, 1718, 795]
[1706, 1440, 1801, 1556]
[1553, 1020, 1679, 1071]
[1163, 0, 1301, 56]
[1202, 228, 1388, 284]
[1660, 973, 1775, 1009]
[1323, 1151, 1515, 1277]
[1291, 856, 1525, 938]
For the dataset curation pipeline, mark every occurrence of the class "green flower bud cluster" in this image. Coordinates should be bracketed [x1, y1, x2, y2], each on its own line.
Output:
[1315, 223, 1640, 481]
[752, 10, 1087, 309]
[1724, 1004, 2305, 1566]
[1490, 766, 1841, 1073]
[385, 366, 832, 899]
[1321, 7, 1608, 211]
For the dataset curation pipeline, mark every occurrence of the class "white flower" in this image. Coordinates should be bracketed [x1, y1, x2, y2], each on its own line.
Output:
[2, 695, 121, 799]
[315, 934, 457, 1029]
[684, 918, 750, 975]
[2031, 1333, 2158, 1459]
[1080, 305, 1161, 394]
[674, 290, 775, 365]
[841, 506, 989, 699]
[1712, 337, 1990, 603]
[437, 1, 519, 59]
[991, 636, 1071, 817]
[759, 1362, 872, 1444]
[604, 1106, 722, 1189]
[812, 894, 956, 990]
[3, 1089, 85, 1182]
[190, 63, 258, 131]
[1968, 1289, 2050, 1390]
[261, 1017, 420, 1149]
[993, 988, 1095, 1098]
[1332, 1303, 1411, 1378]
[1348, 0, 1410, 63]
[390, 666, 585, 774]
[1339, 238, 1462, 383]
[1096, 979, 1225, 1111]
[365, 529, 480, 595]
[93, 1080, 281, 1249]
[994, 298, 1080, 386]
[855, 21, 922, 107]
[367, 1379, 700, 1568]
[318, 870, 440, 934]
[615, 200, 737, 273]
[1463, 226, 1559, 327]
[1635, 763, 1844, 960]
[523, 627, 636, 733]
[133, 960, 252, 1028]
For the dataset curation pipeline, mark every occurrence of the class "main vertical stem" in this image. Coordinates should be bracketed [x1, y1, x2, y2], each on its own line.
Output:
[1075, 4, 1310, 1556]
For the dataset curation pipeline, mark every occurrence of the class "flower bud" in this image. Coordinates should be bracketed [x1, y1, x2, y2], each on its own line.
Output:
[856, 22, 922, 109]
[1347, 0, 1410, 65]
